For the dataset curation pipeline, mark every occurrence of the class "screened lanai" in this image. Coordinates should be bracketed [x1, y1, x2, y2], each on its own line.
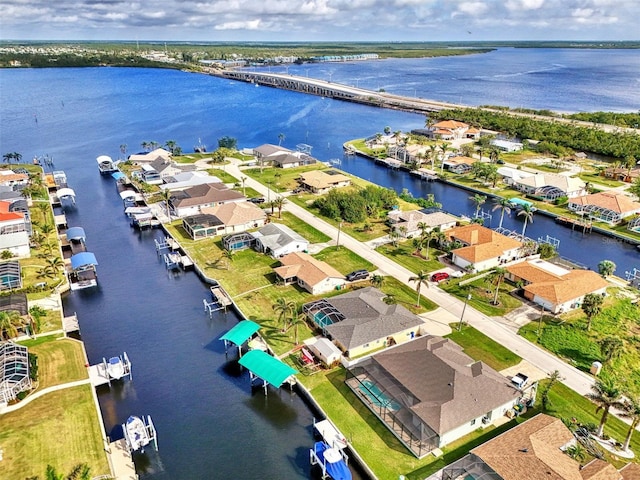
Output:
[0, 261, 22, 291]
[535, 185, 565, 201]
[628, 216, 640, 232]
[345, 357, 439, 458]
[577, 204, 623, 224]
[302, 299, 345, 332]
[222, 232, 255, 251]
[0, 342, 31, 404]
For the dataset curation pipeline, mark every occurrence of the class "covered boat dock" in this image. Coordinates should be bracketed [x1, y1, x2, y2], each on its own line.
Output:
[237, 350, 297, 395]
[220, 320, 261, 357]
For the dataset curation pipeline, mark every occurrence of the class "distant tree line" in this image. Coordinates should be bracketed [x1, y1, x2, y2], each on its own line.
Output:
[431, 108, 640, 159]
[0, 53, 184, 69]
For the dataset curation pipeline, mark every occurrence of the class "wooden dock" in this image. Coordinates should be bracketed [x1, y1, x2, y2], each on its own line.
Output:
[210, 286, 232, 307]
[62, 313, 79, 333]
[555, 216, 592, 232]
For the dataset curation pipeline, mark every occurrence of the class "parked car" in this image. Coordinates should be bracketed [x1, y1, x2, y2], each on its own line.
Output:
[249, 197, 265, 204]
[346, 269, 369, 282]
[430, 272, 450, 282]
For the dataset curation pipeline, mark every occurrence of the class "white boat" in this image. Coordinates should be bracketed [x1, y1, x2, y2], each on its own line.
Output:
[97, 155, 118, 174]
[106, 356, 125, 380]
[124, 415, 151, 452]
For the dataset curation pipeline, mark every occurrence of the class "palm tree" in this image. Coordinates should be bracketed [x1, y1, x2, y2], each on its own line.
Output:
[2, 152, 13, 164]
[417, 221, 429, 239]
[161, 189, 172, 221]
[492, 197, 512, 229]
[469, 194, 486, 218]
[488, 267, 506, 305]
[222, 249, 235, 270]
[620, 396, 640, 451]
[278, 133, 285, 146]
[565, 444, 586, 463]
[597, 259, 616, 277]
[0, 310, 25, 340]
[240, 176, 247, 196]
[586, 376, 623, 438]
[272, 298, 296, 332]
[582, 293, 604, 331]
[370, 274, 384, 289]
[288, 310, 305, 345]
[45, 256, 64, 271]
[408, 270, 430, 307]
[598, 336, 624, 365]
[428, 144, 438, 170]
[517, 203, 535, 237]
[273, 196, 286, 219]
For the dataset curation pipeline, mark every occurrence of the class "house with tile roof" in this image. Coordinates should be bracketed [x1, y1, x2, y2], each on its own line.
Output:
[298, 170, 351, 194]
[251, 223, 309, 258]
[168, 182, 246, 218]
[0, 201, 30, 258]
[513, 173, 586, 200]
[568, 191, 640, 225]
[128, 148, 172, 164]
[387, 210, 458, 237]
[0, 170, 29, 189]
[441, 414, 632, 480]
[182, 201, 267, 239]
[506, 259, 608, 313]
[345, 335, 527, 457]
[273, 252, 345, 295]
[446, 224, 523, 271]
[442, 156, 477, 174]
[253, 144, 317, 169]
[303, 287, 424, 358]
[430, 120, 471, 140]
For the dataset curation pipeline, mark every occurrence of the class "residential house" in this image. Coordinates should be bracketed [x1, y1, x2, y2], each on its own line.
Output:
[491, 139, 524, 152]
[604, 166, 640, 184]
[128, 148, 172, 164]
[442, 156, 477, 174]
[168, 183, 246, 218]
[252, 223, 309, 258]
[200, 201, 266, 235]
[568, 191, 640, 225]
[513, 173, 586, 200]
[345, 335, 528, 457]
[430, 120, 471, 140]
[0, 261, 21, 290]
[303, 287, 424, 358]
[253, 144, 317, 169]
[441, 414, 633, 480]
[159, 171, 221, 191]
[0, 342, 32, 406]
[506, 259, 608, 314]
[0, 202, 30, 258]
[497, 166, 534, 186]
[446, 224, 523, 271]
[144, 157, 196, 184]
[273, 251, 345, 295]
[298, 170, 351, 194]
[0, 170, 29, 190]
[386, 144, 427, 165]
[387, 210, 458, 237]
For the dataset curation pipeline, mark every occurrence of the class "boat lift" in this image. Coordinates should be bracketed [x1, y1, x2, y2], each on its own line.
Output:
[310, 418, 351, 480]
[88, 352, 132, 387]
[123, 415, 158, 453]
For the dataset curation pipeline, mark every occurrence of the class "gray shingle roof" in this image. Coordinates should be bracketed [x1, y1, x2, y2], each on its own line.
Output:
[251, 223, 308, 251]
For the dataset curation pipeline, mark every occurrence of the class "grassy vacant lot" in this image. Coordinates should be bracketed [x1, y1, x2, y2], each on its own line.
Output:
[277, 211, 331, 243]
[206, 168, 238, 184]
[375, 240, 444, 274]
[520, 297, 640, 396]
[22, 335, 88, 389]
[0, 385, 109, 479]
[244, 164, 326, 192]
[441, 276, 523, 317]
[578, 172, 624, 188]
[445, 325, 522, 371]
[314, 246, 375, 274]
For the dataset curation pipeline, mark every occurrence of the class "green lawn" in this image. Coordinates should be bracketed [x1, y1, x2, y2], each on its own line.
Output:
[0, 385, 109, 479]
[244, 164, 328, 192]
[383, 276, 438, 313]
[375, 240, 444, 274]
[276, 212, 331, 243]
[313, 246, 374, 275]
[578, 172, 624, 188]
[445, 325, 522, 371]
[206, 168, 238, 184]
[441, 276, 523, 317]
[520, 297, 640, 396]
[21, 336, 88, 389]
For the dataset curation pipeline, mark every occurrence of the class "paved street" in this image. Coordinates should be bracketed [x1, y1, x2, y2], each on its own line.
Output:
[216, 159, 638, 429]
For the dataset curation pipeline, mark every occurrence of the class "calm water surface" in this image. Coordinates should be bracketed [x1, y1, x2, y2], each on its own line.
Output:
[0, 49, 639, 478]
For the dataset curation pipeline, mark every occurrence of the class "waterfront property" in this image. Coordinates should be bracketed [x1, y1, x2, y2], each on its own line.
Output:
[497, 166, 534, 186]
[159, 171, 222, 191]
[298, 169, 351, 194]
[168, 182, 246, 218]
[302, 287, 424, 358]
[440, 414, 636, 480]
[429, 120, 477, 140]
[0, 341, 31, 406]
[567, 191, 640, 225]
[513, 172, 586, 200]
[445, 224, 523, 272]
[252, 222, 309, 258]
[442, 156, 477, 174]
[0, 202, 31, 257]
[220, 319, 261, 357]
[67, 252, 98, 290]
[0, 170, 29, 189]
[253, 143, 317, 169]
[274, 251, 345, 295]
[222, 231, 256, 251]
[345, 336, 532, 458]
[505, 259, 608, 314]
[127, 147, 172, 164]
[182, 202, 266, 240]
[386, 210, 458, 237]
[96, 155, 118, 175]
[237, 349, 297, 395]
[0, 260, 21, 290]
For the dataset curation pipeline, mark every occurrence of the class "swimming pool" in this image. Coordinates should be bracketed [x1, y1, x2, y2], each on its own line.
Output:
[358, 379, 400, 411]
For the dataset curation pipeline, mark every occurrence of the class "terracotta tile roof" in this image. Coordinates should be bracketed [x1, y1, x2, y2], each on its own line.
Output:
[620, 462, 640, 480]
[523, 270, 608, 305]
[201, 201, 266, 227]
[0, 211, 24, 222]
[569, 192, 640, 215]
[373, 336, 520, 435]
[580, 459, 623, 480]
[445, 156, 477, 165]
[517, 173, 585, 192]
[507, 261, 564, 284]
[0, 173, 28, 184]
[433, 120, 469, 129]
[275, 252, 343, 287]
[447, 224, 522, 263]
[472, 414, 582, 480]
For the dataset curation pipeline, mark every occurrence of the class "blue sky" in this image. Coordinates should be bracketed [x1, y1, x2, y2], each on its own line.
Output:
[1, 0, 637, 42]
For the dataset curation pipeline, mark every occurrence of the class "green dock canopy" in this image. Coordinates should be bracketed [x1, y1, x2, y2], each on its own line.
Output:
[238, 350, 297, 387]
[220, 320, 261, 347]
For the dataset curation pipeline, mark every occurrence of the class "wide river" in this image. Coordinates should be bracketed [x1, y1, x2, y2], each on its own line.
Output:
[0, 48, 639, 478]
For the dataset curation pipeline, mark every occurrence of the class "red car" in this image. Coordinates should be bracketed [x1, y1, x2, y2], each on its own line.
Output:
[431, 272, 450, 282]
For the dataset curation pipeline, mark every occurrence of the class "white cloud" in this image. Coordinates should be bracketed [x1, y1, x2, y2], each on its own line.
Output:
[215, 19, 262, 30]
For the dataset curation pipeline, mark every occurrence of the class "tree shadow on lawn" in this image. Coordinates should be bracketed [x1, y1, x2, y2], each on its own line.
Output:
[325, 369, 414, 456]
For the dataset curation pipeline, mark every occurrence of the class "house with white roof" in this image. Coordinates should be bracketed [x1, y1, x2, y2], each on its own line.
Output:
[298, 170, 351, 194]
[513, 173, 586, 200]
[252, 223, 309, 258]
[491, 139, 524, 152]
[159, 171, 222, 191]
[128, 148, 172, 164]
[387, 210, 458, 237]
[497, 166, 534, 186]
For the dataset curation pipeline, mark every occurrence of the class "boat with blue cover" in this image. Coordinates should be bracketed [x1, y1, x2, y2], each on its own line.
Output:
[310, 440, 352, 480]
